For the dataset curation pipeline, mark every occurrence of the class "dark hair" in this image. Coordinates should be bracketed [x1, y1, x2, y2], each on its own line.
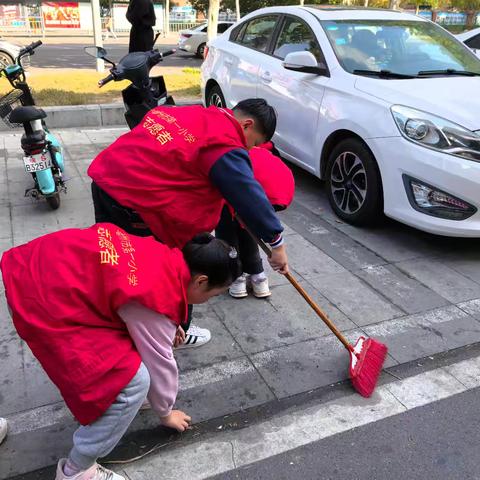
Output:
[182, 233, 242, 288]
[233, 98, 277, 141]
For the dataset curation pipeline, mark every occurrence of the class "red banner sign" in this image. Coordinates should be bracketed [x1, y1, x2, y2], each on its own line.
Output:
[42, 2, 80, 28]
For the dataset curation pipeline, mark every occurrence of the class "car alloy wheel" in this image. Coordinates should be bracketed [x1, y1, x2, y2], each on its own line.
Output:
[330, 151, 367, 215]
[326, 138, 383, 226]
[207, 85, 226, 108]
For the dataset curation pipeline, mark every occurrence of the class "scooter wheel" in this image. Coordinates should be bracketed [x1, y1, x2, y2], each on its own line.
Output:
[46, 193, 61, 210]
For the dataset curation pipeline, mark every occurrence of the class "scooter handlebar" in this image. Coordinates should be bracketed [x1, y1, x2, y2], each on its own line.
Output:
[98, 73, 115, 87]
[19, 40, 43, 57]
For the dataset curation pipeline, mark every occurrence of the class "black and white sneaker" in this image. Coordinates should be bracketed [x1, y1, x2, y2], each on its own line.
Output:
[176, 324, 212, 349]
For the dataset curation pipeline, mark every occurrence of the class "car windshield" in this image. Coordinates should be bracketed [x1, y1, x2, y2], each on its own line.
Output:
[321, 19, 480, 77]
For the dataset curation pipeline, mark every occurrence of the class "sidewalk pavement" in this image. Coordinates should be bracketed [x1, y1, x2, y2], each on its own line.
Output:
[1, 127, 480, 478]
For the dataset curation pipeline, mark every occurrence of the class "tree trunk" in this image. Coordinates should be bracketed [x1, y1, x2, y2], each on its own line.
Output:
[300, 0, 305, 5]
[415, 5, 419, 14]
[207, 0, 220, 41]
[364, 0, 369, 7]
[466, 11, 476, 29]
[388, 0, 399, 10]
[236, 0, 241, 21]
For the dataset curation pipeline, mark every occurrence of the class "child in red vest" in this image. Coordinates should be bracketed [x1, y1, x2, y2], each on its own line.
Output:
[216, 142, 295, 299]
[1, 226, 241, 480]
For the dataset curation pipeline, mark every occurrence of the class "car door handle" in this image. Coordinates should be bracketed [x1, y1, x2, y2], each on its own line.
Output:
[225, 58, 233, 65]
[260, 72, 272, 83]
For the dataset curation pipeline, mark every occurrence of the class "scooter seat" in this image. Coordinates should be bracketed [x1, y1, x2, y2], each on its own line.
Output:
[9, 106, 47, 124]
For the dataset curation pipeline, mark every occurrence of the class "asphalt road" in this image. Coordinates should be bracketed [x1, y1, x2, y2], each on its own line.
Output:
[29, 43, 203, 69]
[213, 387, 480, 480]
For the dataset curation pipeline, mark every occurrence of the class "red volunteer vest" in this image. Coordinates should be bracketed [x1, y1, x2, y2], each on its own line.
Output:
[88, 105, 247, 248]
[250, 145, 295, 209]
[0, 224, 190, 425]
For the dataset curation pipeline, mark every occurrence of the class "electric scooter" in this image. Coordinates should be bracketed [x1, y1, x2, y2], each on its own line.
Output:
[0, 41, 66, 210]
[85, 40, 176, 130]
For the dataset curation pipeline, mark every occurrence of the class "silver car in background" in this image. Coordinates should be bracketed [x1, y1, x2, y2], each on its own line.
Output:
[178, 22, 234, 58]
[0, 38, 30, 69]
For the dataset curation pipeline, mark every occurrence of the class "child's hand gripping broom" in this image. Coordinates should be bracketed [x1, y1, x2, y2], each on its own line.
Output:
[238, 216, 388, 397]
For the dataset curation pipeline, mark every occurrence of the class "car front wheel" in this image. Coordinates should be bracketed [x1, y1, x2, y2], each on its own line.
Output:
[326, 138, 383, 225]
[0, 51, 14, 69]
[196, 43, 206, 58]
[206, 84, 226, 108]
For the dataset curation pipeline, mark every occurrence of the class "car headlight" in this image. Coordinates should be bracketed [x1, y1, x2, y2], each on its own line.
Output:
[391, 105, 480, 162]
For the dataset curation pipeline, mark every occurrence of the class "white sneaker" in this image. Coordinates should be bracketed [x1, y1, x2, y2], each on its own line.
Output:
[176, 324, 211, 349]
[250, 277, 271, 298]
[0, 418, 7, 445]
[229, 274, 248, 298]
[55, 459, 125, 480]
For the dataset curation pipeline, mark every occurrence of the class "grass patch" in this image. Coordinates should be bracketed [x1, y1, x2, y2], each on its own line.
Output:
[0, 68, 201, 106]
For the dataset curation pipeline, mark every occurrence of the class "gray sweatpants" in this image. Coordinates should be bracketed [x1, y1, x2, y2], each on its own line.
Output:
[68, 362, 150, 469]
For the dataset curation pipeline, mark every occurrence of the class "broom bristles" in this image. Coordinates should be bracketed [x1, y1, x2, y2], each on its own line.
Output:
[350, 337, 388, 398]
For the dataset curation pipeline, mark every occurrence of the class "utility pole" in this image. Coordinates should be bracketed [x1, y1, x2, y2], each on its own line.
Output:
[207, 0, 220, 41]
[236, 0, 240, 21]
[90, 0, 104, 72]
[165, 0, 170, 35]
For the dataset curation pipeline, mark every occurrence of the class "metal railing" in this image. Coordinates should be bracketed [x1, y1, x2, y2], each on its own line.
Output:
[168, 21, 204, 33]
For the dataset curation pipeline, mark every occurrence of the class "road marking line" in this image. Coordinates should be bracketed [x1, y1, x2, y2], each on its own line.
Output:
[120, 354, 480, 480]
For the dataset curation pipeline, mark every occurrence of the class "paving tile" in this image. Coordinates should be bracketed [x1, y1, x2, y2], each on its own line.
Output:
[363, 306, 480, 364]
[212, 295, 297, 354]
[268, 281, 356, 336]
[282, 202, 385, 270]
[457, 298, 480, 320]
[175, 304, 244, 371]
[11, 197, 94, 243]
[336, 222, 444, 263]
[176, 357, 276, 423]
[396, 258, 480, 304]
[282, 234, 346, 280]
[250, 330, 397, 399]
[0, 206, 12, 239]
[58, 131, 93, 146]
[308, 272, 402, 326]
[357, 265, 450, 314]
[442, 252, 480, 284]
[23, 344, 63, 408]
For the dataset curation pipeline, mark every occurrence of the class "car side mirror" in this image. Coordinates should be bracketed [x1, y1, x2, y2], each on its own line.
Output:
[283, 51, 328, 76]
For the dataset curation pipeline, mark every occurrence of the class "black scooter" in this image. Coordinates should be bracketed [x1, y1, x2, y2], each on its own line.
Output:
[85, 41, 176, 130]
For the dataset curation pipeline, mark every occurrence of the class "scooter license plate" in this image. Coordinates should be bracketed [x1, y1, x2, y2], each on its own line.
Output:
[23, 152, 53, 173]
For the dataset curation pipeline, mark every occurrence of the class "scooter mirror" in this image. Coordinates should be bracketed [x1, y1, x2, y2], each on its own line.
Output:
[84, 46, 108, 59]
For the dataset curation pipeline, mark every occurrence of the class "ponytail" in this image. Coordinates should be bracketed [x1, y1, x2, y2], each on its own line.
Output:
[182, 233, 242, 288]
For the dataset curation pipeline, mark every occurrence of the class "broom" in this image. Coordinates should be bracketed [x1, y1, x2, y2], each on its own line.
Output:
[238, 217, 388, 397]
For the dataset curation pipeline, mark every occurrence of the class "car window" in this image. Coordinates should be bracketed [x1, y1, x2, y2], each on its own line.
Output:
[237, 15, 279, 53]
[201, 26, 207, 33]
[274, 16, 323, 62]
[466, 33, 480, 50]
[218, 23, 231, 34]
[322, 20, 480, 76]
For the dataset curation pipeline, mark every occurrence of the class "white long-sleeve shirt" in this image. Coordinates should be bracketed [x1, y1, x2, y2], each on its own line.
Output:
[118, 302, 178, 417]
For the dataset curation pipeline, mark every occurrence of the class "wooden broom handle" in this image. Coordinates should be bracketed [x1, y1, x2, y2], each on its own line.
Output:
[235, 215, 352, 351]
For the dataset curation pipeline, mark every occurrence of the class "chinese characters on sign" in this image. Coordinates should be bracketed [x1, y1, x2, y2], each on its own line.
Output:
[145, 111, 197, 144]
[116, 230, 139, 287]
[97, 227, 119, 266]
[143, 117, 173, 146]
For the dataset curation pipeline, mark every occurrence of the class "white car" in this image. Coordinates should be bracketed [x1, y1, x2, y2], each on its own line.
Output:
[0, 38, 29, 69]
[201, 6, 480, 237]
[457, 27, 480, 57]
[178, 21, 234, 58]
